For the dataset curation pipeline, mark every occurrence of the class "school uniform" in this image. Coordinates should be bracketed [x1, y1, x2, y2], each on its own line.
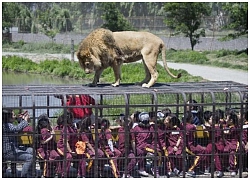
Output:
[205, 125, 224, 171]
[79, 131, 104, 174]
[57, 125, 78, 177]
[184, 123, 207, 172]
[99, 128, 121, 177]
[223, 125, 239, 172]
[118, 126, 136, 175]
[166, 126, 183, 172]
[130, 125, 152, 171]
[37, 128, 60, 177]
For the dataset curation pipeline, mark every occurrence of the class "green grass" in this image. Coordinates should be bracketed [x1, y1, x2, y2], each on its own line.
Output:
[2, 55, 203, 83]
[2, 41, 72, 54]
[165, 49, 248, 71]
[2, 41, 248, 71]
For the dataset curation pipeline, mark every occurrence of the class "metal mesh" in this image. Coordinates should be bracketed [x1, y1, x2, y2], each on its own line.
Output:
[2, 81, 248, 178]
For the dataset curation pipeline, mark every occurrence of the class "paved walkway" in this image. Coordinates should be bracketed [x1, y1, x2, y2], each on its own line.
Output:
[165, 62, 248, 85]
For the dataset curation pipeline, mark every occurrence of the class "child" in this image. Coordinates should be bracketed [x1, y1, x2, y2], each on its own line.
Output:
[56, 112, 78, 178]
[117, 114, 136, 178]
[223, 110, 239, 177]
[130, 112, 152, 177]
[186, 100, 203, 126]
[165, 113, 184, 177]
[78, 116, 104, 176]
[36, 114, 60, 178]
[53, 115, 64, 130]
[148, 111, 166, 178]
[241, 110, 248, 172]
[98, 118, 121, 178]
[204, 110, 225, 178]
[183, 111, 207, 177]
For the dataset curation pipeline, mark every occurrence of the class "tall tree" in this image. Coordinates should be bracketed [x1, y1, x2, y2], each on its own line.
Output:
[99, 2, 134, 31]
[16, 4, 32, 33]
[2, 2, 20, 31]
[221, 2, 248, 40]
[164, 2, 211, 50]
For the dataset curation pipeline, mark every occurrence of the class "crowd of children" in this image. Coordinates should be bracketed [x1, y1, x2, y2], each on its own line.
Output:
[4, 102, 247, 178]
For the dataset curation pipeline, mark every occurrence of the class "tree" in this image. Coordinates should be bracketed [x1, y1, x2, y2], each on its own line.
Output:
[99, 2, 135, 31]
[16, 4, 32, 33]
[221, 2, 248, 40]
[164, 2, 211, 50]
[2, 2, 20, 31]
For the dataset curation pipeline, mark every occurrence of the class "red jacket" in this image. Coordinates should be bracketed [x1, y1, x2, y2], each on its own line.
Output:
[64, 95, 95, 119]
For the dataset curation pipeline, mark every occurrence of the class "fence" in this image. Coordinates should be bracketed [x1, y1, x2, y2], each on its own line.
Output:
[5, 16, 248, 51]
[2, 81, 248, 178]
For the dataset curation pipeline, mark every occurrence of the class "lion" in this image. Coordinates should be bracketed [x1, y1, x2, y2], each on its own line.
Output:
[76, 28, 181, 88]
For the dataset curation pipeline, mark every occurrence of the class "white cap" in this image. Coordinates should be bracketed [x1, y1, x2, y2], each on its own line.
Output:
[139, 112, 149, 122]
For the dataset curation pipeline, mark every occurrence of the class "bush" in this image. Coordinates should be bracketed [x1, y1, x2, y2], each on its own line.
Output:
[216, 49, 238, 58]
[166, 50, 209, 64]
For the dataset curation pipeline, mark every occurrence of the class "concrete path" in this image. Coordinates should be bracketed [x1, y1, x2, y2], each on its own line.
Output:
[165, 62, 248, 85]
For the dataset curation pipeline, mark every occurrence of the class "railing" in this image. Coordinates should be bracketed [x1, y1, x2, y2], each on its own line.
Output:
[2, 81, 248, 178]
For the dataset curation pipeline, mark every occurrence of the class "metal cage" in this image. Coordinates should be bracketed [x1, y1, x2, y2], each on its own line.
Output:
[2, 81, 248, 178]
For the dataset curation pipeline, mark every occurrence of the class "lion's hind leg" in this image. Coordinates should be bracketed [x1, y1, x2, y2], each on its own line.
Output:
[141, 55, 158, 88]
[135, 59, 151, 86]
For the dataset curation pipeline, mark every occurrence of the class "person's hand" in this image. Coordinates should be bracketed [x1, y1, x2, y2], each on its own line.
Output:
[173, 146, 178, 152]
[20, 111, 30, 122]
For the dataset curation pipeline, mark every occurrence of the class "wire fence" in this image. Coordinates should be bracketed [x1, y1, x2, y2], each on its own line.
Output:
[3, 16, 248, 51]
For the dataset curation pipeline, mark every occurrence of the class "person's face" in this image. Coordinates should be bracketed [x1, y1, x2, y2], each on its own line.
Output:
[164, 117, 170, 126]
[9, 111, 16, 123]
[208, 116, 213, 125]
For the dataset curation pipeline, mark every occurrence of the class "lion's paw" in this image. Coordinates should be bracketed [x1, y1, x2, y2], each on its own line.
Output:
[88, 83, 97, 87]
[111, 83, 120, 87]
[142, 83, 150, 88]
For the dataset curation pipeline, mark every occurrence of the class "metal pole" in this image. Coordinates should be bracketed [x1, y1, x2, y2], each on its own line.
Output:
[71, 39, 74, 62]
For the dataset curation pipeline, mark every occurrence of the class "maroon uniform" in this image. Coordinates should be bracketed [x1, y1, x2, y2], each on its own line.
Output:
[118, 126, 136, 175]
[149, 123, 165, 171]
[242, 124, 248, 152]
[37, 128, 60, 177]
[80, 130, 104, 173]
[166, 126, 184, 172]
[184, 123, 207, 172]
[130, 125, 152, 171]
[57, 126, 78, 177]
[99, 128, 121, 177]
[53, 125, 63, 131]
[223, 125, 239, 172]
[205, 125, 224, 171]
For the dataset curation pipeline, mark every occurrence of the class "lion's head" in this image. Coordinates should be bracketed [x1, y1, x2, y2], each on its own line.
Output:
[76, 48, 101, 74]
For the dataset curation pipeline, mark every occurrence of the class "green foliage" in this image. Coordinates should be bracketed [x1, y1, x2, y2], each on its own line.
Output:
[2, 42, 71, 54]
[220, 2, 248, 40]
[166, 50, 209, 64]
[100, 2, 135, 31]
[2, 56, 38, 72]
[215, 49, 238, 58]
[45, 29, 59, 40]
[38, 60, 61, 73]
[2, 2, 20, 29]
[164, 2, 211, 50]
[2, 55, 203, 84]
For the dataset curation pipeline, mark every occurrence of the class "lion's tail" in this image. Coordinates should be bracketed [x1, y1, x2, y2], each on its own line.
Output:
[161, 43, 181, 79]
